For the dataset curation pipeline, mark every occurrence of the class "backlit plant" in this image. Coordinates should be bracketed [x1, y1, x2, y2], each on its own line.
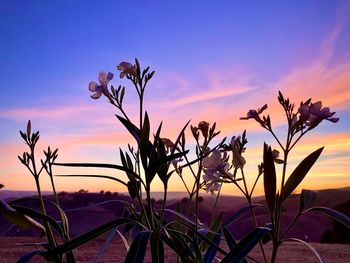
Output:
[0, 59, 349, 263]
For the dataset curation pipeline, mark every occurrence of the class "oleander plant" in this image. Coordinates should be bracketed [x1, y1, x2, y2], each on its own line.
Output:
[1, 59, 349, 263]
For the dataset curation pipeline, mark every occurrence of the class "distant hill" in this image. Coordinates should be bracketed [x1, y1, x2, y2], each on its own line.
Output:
[0, 190, 191, 201]
[1, 187, 349, 242]
[0, 190, 51, 200]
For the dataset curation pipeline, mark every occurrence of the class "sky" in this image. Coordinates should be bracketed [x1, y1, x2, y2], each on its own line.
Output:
[0, 0, 350, 196]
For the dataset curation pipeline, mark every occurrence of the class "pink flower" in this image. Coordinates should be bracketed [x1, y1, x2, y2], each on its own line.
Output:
[117, 62, 137, 78]
[198, 121, 210, 138]
[230, 136, 246, 169]
[298, 101, 339, 128]
[202, 150, 229, 177]
[240, 104, 268, 126]
[88, 71, 114, 99]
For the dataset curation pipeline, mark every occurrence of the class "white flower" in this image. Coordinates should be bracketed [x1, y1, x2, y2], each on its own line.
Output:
[202, 150, 229, 193]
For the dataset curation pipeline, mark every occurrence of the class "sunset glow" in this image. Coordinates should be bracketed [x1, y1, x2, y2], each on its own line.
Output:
[1, 1, 349, 196]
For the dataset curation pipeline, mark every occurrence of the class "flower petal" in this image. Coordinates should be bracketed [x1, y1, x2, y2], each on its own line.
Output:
[88, 81, 98, 92]
[91, 92, 102, 99]
[107, 72, 114, 81]
[99, 71, 108, 86]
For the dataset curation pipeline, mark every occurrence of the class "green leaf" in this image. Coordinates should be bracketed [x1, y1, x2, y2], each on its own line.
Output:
[165, 221, 227, 256]
[281, 238, 324, 263]
[140, 112, 151, 171]
[127, 180, 140, 199]
[17, 250, 44, 263]
[223, 228, 237, 249]
[116, 115, 142, 144]
[148, 150, 189, 177]
[203, 231, 221, 263]
[161, 231, 195, 262]
[263, 143, 276, 212]
[56, 174, 127, 187]
[221, 227, 270, 263]
[201, 213, 223, 252]
[92, 228, 118, 263]
[171, 120, 191, 155]
[298, 189, 318, 213]
[10, 205, 64, 237]
[222, 204, 269, 229]
[120, 149, 133, 181]
[0, 200, 45, 233]
[281, 147, 323, 202]
[48, 218, 142, 255]
[303, 206, 350, 228]
[124, 231, 151, 263]
[54, 162, 141, 182]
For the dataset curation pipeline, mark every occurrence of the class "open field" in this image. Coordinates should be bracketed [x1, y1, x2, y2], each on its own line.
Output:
[1, 237, 350, 263]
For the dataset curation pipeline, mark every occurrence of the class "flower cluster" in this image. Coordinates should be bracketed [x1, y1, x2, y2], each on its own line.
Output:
[202, 150, 230, 193]
[89, 62, 136, 99]
[298, 100, 339, 128]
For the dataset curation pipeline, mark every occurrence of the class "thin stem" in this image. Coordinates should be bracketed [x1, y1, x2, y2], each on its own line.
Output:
[146, 185, 155, 230]
[136, 194, 151, 229]
[157, 185, 168, 233]
[212, 182, 222, 221]
[246, 194, 268, 263]
[268, 128, 285, 151]
[249, 171, 263, 197]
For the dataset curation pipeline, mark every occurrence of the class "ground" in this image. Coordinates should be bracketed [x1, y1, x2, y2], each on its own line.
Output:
[1, 237, 350, 263]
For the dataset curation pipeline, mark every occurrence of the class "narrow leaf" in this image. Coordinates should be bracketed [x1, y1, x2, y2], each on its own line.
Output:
[124, 231, 151, 263]
[116, 115, 141, 144]
[0, 200, 45, 232]
[282, 238, 324, 263]
[303, 206, 350, 228]
[140, 112, 150, 171]
[16, 250, 44, 263]
[222, 204, 269, 229]
[221, 227, 270, 263]
[48, 218, 141, 255]
[263, 143, 276, 212]
[281, 147, 323, 202]
[92, 228, 118, 263]
[222, 228, 249, 263]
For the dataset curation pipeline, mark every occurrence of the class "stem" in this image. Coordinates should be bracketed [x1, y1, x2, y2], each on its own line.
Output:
[48, 164, 60, 206]
[239, 168, 268, 263]
[146, 185, 155, 230]
[212, 182, 222, 221]
[249, 171, 262, 197]
[271, 241, 279, 263]
[157, 185, 168, 233]
[137, 193, 151, 229]
[247, 195, 268, 263]
[268, 128, 285, 151]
